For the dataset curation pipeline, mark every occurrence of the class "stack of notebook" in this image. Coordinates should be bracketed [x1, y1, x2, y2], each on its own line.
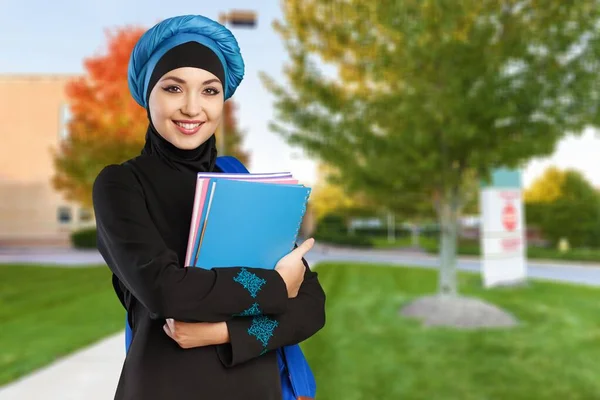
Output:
[185, 171, 311, 270]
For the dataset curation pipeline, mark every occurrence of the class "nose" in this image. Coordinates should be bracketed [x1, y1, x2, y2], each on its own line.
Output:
[181, 92, 202, 117]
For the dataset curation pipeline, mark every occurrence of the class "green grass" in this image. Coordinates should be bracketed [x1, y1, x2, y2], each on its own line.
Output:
[302, 263, 600, 400]
[0, 264, 123, 386]
[4, 262, 600, 398]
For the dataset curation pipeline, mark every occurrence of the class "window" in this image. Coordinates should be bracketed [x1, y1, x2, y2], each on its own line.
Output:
[79, 208, 93, 222]
[57, 206, 72, 224]
[59, 103, 72, 140]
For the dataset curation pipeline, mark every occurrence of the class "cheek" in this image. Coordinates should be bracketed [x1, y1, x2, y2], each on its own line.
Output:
[157, 97, 180, 119]
[150, 95, 179, 121]
[205, 100, 224, 122]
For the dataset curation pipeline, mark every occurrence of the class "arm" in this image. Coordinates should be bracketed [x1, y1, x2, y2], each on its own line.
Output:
[92, 164, 288, 322]
[216, 258, 326, 367]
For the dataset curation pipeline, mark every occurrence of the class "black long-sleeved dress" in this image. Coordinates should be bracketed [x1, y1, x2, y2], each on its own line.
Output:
[92, 153, 326, 400]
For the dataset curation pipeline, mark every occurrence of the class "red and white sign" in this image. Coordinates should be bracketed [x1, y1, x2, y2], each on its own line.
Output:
[480, 188, 527, 287]
[502, 202, 517, 231]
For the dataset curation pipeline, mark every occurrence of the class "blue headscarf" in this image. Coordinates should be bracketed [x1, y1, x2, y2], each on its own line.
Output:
[128, 14, 245, 108]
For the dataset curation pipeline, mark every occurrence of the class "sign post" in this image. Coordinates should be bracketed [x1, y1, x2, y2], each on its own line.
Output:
[479, 168, 527, 287]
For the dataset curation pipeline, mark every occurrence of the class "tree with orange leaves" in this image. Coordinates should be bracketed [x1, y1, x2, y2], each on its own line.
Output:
[52, 27, 147, 208]
[52, 26, 250, 208]
[221, 101, 250, 166]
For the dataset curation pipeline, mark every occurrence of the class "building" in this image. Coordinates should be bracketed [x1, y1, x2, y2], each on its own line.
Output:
[0, 74, 91, 247]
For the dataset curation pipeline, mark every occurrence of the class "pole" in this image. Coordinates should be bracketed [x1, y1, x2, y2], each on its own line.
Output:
[387, 212, 395, 243]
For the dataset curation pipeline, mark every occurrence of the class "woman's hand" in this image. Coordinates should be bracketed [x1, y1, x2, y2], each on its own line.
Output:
[275, 238, 315, 298]
[163, 318, 230, 349]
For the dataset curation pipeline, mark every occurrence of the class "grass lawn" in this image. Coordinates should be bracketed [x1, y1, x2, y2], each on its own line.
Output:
[302, 263, 600, 400]
[3, 262, 600, 399]
[0, 264, 123, 386]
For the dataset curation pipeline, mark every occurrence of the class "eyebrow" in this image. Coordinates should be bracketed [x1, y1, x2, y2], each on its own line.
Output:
[161, 76, 222, 85]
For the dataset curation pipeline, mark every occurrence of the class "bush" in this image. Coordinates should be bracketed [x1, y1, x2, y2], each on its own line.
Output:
[423, 238, 480, 255]
[317, 213, 347, 234]
[420, 224, 441, 238]
[313, 212, 378, 247]
[352, 227, 411, 238]
[71, 228, 97, 249]
[525, 171, 600, 248]
[313, 231, 373, 248]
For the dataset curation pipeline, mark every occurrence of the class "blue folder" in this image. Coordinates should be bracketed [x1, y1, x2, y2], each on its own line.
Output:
[190, 178, 311, 270]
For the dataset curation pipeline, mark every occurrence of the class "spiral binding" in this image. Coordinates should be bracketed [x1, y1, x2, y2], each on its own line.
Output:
[293, 188, 311, 247]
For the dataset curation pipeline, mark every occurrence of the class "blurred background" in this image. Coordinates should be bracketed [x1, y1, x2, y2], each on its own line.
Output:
[2, 1, 600, 399]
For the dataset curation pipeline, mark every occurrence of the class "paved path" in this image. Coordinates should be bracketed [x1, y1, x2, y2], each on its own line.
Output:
[0, 333, 124, 399]
[2, 245, 600, 398]
[304, 246, 600, 287]
[2, 245, 600, 286]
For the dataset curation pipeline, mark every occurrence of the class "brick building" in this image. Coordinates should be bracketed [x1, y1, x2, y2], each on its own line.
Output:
[0, 74, 92, 247]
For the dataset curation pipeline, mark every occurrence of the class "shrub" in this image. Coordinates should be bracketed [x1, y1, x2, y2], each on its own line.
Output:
[71, 228, 97, 249]
[313, 231, 373, 248]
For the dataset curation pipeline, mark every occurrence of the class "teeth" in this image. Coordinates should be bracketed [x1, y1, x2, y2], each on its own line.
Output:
[175, 122, 201, 129]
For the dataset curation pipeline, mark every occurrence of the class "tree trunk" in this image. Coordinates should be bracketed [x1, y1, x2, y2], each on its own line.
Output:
[411, 224, 420, 248]
[438, 192, 460, 296]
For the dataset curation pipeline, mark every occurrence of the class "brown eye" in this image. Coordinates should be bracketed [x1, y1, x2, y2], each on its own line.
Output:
[163, 85, 182, 93]
[204, 87, 220, 96]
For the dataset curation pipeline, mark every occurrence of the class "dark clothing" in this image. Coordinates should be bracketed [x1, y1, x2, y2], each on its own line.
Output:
[92, 142, 326, 399]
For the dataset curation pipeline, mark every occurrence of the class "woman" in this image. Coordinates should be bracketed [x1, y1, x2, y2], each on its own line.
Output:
[92, 14, 326, 400]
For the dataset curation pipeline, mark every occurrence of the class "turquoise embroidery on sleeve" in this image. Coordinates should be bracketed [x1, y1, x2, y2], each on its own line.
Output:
[233, 268, 266, 298]
[235, 302, 262, 317]
[247, 315, 279, 350]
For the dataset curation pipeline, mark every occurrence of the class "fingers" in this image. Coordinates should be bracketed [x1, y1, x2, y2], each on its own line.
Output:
[294, 238, 315, 258]
[166, 318, 175, 333]
[163, 324, 173, 338]
[164, 318, 177, 339]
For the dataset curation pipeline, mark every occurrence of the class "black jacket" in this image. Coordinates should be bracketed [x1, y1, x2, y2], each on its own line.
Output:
[92, 154, 326, 400]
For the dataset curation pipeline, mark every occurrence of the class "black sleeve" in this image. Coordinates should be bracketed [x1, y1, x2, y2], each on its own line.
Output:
[92, 164, 288, 322]
[216, 258, 326, 367]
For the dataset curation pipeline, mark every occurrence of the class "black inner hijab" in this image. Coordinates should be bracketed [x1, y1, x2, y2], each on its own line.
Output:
[141, 41, 225, 174]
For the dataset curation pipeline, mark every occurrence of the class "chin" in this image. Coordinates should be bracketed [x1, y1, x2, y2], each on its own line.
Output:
[172, 131, 213, 150]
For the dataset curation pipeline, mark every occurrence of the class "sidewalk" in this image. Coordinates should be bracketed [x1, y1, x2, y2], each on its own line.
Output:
[0, 332, 124, 400]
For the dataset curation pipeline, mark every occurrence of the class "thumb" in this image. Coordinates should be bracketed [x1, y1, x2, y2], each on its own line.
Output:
[294, 238, 315, 257]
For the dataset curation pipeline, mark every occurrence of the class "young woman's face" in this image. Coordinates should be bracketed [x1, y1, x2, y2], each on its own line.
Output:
[148, 67, 224, 150]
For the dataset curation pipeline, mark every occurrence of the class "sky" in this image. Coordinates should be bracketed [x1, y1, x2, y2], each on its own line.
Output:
[1, 0, 599, 189]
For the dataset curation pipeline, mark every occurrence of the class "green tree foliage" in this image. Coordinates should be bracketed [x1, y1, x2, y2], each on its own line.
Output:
[262, 0, 600, 295]
[526, 168, 600, 247]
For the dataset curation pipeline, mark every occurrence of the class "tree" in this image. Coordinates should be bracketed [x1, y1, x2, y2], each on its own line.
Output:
[220, 101, 251, 166]
[526, 167, 600, 247]
[524, 166, 566, 203]
[53, 26, 250, 208]
[310, 162, 368, 222]
[262, 1, 600, 296]
[52, 27, 147, 208]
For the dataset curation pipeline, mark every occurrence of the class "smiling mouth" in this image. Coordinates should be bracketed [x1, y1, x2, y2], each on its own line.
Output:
[171, 120, 205, 135]
[173, 121, 204, 129]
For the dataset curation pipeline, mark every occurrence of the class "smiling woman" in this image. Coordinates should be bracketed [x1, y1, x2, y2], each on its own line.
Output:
[149, 68, 223, 146]
[146, 41, 226, 151]
[92, 13, 325, 400]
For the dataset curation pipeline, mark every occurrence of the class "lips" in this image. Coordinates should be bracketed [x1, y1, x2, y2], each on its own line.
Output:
[172, 120, 204, 135]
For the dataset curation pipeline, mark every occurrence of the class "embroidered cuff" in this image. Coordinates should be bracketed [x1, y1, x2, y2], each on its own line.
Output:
[216, 315, 280, 367]
[212, 267, 288, 316]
